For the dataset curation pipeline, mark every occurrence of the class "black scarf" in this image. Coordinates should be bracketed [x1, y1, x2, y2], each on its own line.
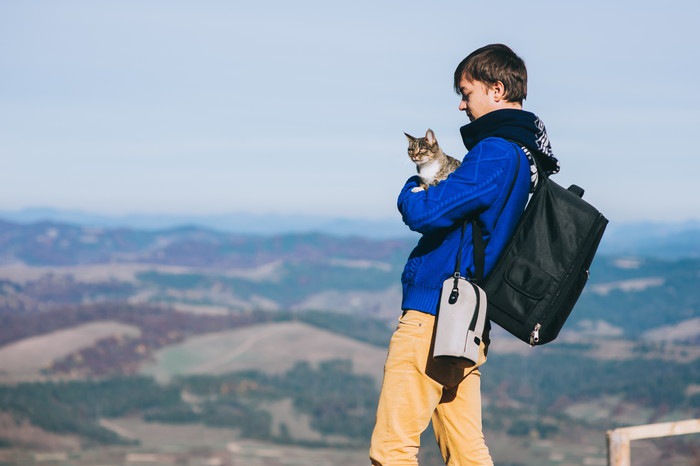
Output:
[460, 109, 560, 176]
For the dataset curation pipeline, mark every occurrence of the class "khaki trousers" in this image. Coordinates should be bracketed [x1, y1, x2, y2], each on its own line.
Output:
[370, 310, 493, 466]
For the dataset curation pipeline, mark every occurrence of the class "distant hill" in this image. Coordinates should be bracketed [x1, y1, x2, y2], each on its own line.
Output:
[0, 217, 697, 337]
[0, 219, 413, 268]
[598, 220, 700, 258]
[0, 208, 413, 239]
[571, 255, 700, 336]
[0, 210, 698, 256]
[0, 216, 698, 466]
[140, 321, 386, 384]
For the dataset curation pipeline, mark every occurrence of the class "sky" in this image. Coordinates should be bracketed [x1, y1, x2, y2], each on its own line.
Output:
[1, 0, 699, 224]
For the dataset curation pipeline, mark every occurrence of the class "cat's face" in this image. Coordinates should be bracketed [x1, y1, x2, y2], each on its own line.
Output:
[405, 129, 439, 166]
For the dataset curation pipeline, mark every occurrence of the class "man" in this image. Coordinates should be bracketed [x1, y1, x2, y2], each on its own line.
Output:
[369, 44, 559, 466]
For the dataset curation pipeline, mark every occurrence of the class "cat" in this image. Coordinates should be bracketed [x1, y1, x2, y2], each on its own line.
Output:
[404, 129, 461, 192]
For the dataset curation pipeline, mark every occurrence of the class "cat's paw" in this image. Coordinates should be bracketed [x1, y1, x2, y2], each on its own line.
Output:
[411, 186, 425, 193]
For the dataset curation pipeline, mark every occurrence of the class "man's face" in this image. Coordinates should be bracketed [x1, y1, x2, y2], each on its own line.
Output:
[457, 76, 496, 122]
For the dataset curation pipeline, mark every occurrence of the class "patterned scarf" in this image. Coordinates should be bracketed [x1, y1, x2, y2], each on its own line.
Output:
[459, 109, 560, 190]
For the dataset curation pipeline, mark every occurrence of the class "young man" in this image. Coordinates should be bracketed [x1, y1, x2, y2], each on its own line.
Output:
[369, 44, 559, 466]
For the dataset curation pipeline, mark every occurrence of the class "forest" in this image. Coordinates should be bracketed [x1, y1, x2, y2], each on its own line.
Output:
[0, 360, 378, 447]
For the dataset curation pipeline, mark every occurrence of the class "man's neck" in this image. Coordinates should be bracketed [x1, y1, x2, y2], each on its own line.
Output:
[498, 101, 522, 111]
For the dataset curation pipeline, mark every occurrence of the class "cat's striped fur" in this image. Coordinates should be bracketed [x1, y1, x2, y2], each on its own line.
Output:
[404, 129, 461, 192]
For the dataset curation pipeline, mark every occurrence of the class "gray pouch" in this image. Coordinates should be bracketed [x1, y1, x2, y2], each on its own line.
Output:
[433, 275, 487, 367]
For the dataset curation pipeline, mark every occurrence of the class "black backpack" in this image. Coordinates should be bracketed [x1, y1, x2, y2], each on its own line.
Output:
[473, 151, 608, 346]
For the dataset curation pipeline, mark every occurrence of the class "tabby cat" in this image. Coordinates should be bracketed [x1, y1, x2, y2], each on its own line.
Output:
[404, 129, 461, 192]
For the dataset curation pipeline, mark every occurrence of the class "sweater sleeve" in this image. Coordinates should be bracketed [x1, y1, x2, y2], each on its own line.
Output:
[397, 140, 507, 234]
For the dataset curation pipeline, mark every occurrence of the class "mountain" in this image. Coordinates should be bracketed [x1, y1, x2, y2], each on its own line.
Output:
[0, 219, 412, 268]
[598, 219, 700, 258]
[0, 208, 414, 239]
[0, 218, 698, 335]
[1, 209, 699, 256]
[0, 217, 698, 466]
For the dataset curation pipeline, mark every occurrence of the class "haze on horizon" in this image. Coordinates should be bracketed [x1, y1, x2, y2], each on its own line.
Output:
[1, 1, 699, 223]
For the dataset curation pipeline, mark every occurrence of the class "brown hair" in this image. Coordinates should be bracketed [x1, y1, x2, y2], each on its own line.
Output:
[453, 44, 527, 103]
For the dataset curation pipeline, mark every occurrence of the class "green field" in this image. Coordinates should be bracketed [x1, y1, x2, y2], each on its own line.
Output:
[140, 321, 387, 384]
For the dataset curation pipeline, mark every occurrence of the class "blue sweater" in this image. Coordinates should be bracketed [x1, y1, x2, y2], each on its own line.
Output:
[398, 137, 531, 315]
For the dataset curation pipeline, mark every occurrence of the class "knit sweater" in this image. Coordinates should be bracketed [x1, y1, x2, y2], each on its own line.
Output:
[398, 110, 550, 315]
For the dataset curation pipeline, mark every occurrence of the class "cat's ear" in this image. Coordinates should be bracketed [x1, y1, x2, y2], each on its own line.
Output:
[425, 129, 436, 147]
[404, 132, 417, 142]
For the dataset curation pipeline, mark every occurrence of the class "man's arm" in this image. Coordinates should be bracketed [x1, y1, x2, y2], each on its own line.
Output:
[397, 139, 509, 234]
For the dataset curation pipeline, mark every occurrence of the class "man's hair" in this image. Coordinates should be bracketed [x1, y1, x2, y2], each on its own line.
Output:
[453, 44, 527, 103]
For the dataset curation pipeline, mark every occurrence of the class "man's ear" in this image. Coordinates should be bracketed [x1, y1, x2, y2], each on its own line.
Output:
[491, 81, 506, 102]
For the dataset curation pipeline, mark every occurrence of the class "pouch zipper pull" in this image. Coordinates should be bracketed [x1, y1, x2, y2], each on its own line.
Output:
[449, 273, 461, 304]
[529, 323, 541, 346]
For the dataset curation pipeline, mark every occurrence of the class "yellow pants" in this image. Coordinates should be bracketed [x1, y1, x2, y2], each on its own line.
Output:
[370, 310, 493, 466]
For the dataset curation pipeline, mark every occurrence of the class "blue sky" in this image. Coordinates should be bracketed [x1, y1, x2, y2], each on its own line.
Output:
[1, 1, 699, 223]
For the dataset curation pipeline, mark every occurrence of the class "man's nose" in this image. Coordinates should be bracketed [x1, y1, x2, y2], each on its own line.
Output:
[458, 100, 467, 111]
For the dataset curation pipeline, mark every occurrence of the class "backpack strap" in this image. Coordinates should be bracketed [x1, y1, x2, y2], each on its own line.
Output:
[471, 219, 486, 284]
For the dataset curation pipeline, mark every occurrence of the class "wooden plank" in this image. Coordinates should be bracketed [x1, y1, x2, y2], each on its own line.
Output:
[615, 419, 700, 441]
[607, 428, 630, 466]
[607, 419, 700, 466]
